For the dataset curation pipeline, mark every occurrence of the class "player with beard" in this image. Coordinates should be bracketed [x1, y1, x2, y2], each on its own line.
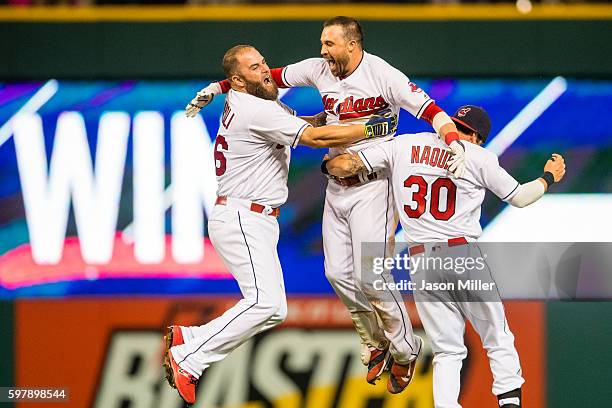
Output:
[184, 17, 465, 393]
[163, 44, 399, 405]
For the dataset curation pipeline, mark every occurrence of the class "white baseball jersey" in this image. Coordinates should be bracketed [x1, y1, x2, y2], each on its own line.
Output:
[214, 89, 311, 207]
[280, 52, 433, 156]
[358, 132, 521, 242]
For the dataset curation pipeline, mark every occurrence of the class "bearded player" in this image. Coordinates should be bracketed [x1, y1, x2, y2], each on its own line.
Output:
[184, 17, 465, 393]
[163, 44, 398, 405]
[324, 105, 566, 408]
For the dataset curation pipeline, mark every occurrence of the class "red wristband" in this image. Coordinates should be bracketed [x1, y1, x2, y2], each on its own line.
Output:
[445, 131, 459, 145]
[420, 103, 443, 125]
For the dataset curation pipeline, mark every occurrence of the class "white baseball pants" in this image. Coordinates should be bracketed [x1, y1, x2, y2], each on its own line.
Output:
[171, 204, 287, 378]
[413, 245, 524, 407]
[323, 177, 419, 364]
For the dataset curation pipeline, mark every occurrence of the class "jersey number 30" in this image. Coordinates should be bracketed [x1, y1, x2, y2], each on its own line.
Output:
[404, 176, 457, 221]
[214, 135, 228, 176]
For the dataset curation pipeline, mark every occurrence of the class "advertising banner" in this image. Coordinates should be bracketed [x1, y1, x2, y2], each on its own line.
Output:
[14, 297, 544, 408]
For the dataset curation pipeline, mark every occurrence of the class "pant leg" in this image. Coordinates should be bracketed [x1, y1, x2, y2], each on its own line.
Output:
[458, 245, 524, 396]
[323, 182, 387, 349]
[415, 298, 466, 408]
[348, 178, 418, 363]
[462, 301, 524, 395]
[172, 206, 287, 377]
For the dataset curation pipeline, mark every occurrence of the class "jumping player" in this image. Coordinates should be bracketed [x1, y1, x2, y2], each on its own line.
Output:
[184, 16, 465, 393]
[324, 105, 566, 408]
[162, 44, 397, 405]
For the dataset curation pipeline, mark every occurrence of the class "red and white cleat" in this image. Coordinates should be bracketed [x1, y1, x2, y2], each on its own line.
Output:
[366, 346, 392, 384]
[168, 352, 198, 405]
[162, 326, 185, 389]
[387, 336, 423, 394]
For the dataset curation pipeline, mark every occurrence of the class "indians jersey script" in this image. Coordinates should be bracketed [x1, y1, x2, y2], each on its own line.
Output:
[214, 90, 310, 207]
[358, 133, 521, 241]
[280, 52, 433, 155]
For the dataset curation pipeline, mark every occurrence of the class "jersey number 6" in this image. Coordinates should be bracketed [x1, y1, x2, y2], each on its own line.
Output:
[403, 176, 457, 221]
[214, 135, 228, 176]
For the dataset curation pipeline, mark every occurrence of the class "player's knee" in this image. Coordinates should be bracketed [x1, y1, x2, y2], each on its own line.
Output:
[274, 299, 288, 324]
[324, 266, 342, 285]
[256, 302, 278, 320]
[257, 298, 287, 325]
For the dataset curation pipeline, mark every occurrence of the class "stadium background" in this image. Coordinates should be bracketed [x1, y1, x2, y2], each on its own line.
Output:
[1, 3, 611, 408]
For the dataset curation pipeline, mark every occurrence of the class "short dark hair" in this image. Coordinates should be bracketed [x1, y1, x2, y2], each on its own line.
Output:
[455, 121, 484, 144]
[222, 44, 254, 78]
[323, 16, 364, 46]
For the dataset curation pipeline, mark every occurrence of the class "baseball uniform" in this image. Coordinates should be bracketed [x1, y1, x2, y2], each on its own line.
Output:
[358, 132, 525, 407]
[170, 89, 310, 378]
[278, 52, 432, 362]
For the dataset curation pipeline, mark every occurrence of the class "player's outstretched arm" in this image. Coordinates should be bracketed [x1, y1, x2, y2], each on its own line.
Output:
[185, 68, 289, 117]
[324, 153, 366, 178]
[299, 125, 364, 148]
[299, 112, 397, 148]
[508, 154, 566, 208]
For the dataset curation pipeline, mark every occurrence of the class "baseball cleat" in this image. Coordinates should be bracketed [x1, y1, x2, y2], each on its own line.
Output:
[387, 335, 423, 394]
[168, 352, 198, 405]
[163, 326, 185, 389]
[366, 346, 392, 384]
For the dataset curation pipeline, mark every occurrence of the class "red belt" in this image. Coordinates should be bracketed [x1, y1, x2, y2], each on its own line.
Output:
[215, 196, 281, 218]
[332, 172, 378, 187]
[409, 237, 468, 255]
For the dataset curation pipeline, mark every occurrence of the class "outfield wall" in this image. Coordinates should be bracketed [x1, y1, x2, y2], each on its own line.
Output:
[1, 4, 612, 79]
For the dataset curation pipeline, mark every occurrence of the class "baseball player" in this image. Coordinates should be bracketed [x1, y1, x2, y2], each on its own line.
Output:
[184, 16, 465, 393]
[162, 44, 398, 405]
[324, 105, 566, 408]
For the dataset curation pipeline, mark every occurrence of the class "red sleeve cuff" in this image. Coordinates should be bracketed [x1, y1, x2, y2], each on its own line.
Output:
[444, 131, 459, 145]
[270, 67, 289, 88]
[420, 102, 443, 124]
[218, 80, 231, 93]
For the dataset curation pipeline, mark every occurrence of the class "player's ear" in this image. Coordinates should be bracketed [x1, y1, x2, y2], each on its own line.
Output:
[347, 39, 357, 52]
[230, 74, 244, 88]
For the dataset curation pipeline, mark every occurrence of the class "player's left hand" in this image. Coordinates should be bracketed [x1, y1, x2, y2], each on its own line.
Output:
[447, 140, 466, 178]
[185, 84, 219, 117]
[364, 109, 398, 139]
[544, 153, 566, 182]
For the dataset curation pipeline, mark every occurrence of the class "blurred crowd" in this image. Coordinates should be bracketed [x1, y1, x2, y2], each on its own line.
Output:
[0, 0, 603, 6]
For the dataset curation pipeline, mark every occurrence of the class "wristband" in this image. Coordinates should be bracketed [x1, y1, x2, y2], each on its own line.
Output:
[444, 131, 459, 145]
[321, 159, 330, 175]
[541, 171, 555, 188]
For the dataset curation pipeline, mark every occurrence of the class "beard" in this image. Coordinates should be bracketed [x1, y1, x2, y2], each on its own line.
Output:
[326, 52, 350, 77]
[245, 78, 279, 101]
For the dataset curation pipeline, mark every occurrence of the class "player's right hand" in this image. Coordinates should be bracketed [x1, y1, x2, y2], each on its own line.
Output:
[185, 84, 219, 117]
[447, 140, 466, 178]
[544, 153, 566, 182]
[364, 110, 398, 139]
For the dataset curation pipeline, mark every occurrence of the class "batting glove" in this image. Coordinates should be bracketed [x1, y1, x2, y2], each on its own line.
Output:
[185, 83, 221, 117]
[447, 140, 466, 178]
[364, 110, 398, 139]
